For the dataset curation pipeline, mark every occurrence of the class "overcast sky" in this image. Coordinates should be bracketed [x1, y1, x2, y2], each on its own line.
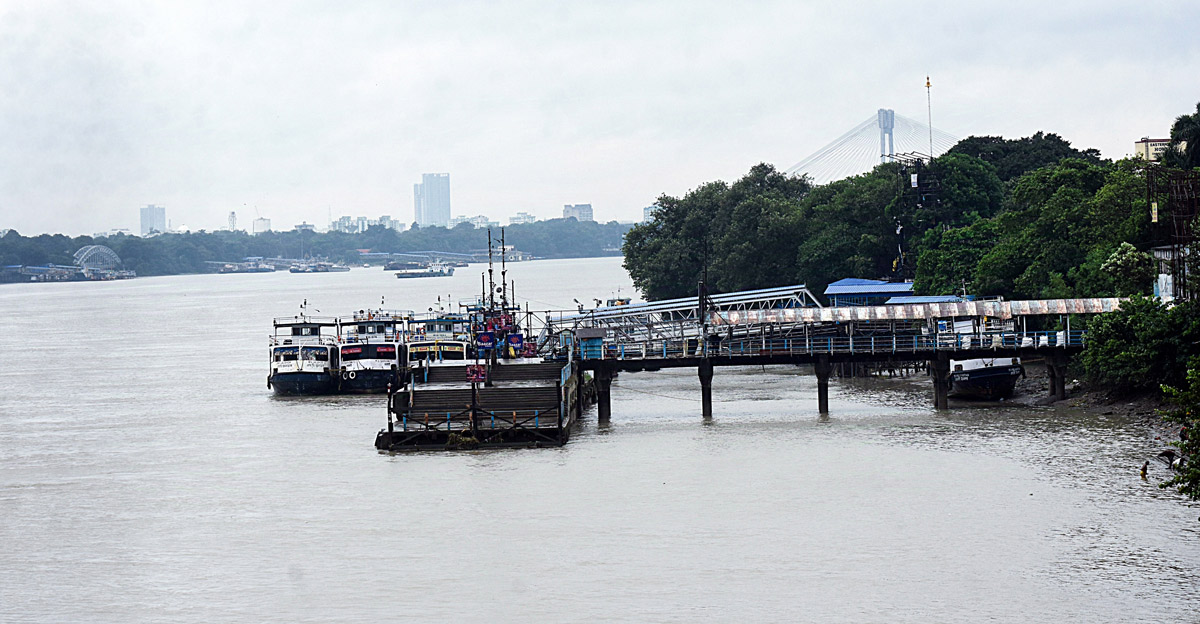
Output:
[1, 1, 1197, 236]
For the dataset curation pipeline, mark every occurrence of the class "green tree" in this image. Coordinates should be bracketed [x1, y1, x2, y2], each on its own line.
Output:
[1100, 242, 1154, 297]
[1162, 101, 1200, 169]
[1159, 358, 1200, 500]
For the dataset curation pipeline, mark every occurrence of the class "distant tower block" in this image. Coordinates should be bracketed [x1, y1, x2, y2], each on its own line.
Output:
[878, 108, 895, 163]
[228, 211, 237, 231]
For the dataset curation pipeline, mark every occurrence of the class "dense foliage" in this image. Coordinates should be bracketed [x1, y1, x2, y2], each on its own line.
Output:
[623, 133, 1138, 301]
[1159, 359, 1200, 500]
[0, 219, 631, 276]
[1080, 297, 1200, 394]
[1162, 102, 1200, 169]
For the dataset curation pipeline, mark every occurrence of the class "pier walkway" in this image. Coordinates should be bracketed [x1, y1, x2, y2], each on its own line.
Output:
[537, 285, 1122, 417]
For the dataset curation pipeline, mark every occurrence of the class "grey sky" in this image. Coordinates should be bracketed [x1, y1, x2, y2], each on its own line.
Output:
[2, 0, 1197, 236]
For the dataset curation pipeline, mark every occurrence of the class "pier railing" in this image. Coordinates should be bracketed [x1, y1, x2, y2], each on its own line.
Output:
[579, 330, 1086, 361]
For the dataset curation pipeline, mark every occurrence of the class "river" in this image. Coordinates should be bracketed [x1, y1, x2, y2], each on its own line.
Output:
[0, 256, 1196, 622]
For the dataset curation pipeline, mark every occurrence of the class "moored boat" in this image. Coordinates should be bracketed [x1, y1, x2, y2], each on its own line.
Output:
[269, 314, 340, 395]
[335, 309, 413, 393]
[950, 356, 1024, 399]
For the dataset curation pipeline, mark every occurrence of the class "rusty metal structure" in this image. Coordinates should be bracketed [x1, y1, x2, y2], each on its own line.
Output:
[1146, 164, 1199, 301]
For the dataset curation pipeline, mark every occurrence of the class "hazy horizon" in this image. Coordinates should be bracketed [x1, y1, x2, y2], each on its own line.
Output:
[3, 1, 1198, 236]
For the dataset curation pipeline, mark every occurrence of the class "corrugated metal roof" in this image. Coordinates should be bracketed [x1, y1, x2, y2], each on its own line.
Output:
[564, 283, 812, 321]
[885, 295, 964, 304]
[825, 281, 914, 295]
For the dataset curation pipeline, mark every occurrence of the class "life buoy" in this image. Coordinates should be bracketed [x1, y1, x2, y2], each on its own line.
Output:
[348, 371, 357, 380]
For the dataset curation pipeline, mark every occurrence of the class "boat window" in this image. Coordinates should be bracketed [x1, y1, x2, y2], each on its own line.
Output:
[301, 346, 328, 361]
[292, 326, 319, 336]
[274, 347, 299, 361]
[341, 346, 363, 361]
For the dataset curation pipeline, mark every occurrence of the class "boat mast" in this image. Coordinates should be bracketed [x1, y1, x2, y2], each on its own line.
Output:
[500, 227, 508, 312]
[487, 227, 495, 314]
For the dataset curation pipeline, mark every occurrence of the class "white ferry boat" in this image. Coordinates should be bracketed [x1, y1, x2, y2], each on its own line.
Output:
[394, 262, 455, 279]
[269, 314, 340, 395]
[335, 309, 414, 393]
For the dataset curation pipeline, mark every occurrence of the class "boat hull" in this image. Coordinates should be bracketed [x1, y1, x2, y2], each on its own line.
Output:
[950, 365, 1023, 399]
[269, 371, 338, 396]
[338, 369, 404, 393]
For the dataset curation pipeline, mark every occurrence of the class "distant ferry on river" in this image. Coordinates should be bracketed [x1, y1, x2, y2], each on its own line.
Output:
[394, 262, 455, 279]
[289, 262, 351, 273]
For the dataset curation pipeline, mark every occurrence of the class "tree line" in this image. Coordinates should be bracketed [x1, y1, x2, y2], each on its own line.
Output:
[0, 218, 632, 276]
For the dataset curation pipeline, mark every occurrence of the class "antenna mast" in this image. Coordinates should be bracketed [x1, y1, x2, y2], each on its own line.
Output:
[926, 76, 934, 159]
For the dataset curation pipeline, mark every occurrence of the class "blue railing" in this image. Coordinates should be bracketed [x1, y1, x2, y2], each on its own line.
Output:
[576, 330, 1086, 361]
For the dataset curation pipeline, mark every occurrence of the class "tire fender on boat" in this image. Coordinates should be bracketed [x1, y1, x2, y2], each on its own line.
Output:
[348, 371, 356, 380]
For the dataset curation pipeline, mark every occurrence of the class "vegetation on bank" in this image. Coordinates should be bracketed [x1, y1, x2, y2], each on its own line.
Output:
[623, 132, 1124, 301]
[1160, 360, 1200, 499]
[0, 218, 631, 276]
[624, 104, 1200, 448]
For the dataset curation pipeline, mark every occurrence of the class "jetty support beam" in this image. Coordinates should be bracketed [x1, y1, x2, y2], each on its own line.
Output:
[699, 359, 714, 419]
[932, 352, 951, 410]
[596, 367, 613, 422]
[1047, 352, 1068, 401]
[815, 355, 832, 414]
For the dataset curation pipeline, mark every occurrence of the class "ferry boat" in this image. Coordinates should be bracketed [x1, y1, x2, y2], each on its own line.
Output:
[269, 313, 340, 395]
[394, 262, 455, 279]
[335, 309, 413, 393]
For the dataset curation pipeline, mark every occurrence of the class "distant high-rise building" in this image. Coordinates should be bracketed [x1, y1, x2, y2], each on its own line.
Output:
[508, 211, 538, 225]
[140, 204, 166, 236]
[413, 173, 451, 227]
[252, 218, 271, 235]
[563, 203, 594, 222]
[228, 211, 237, 231]
[643, 204, 660, 222]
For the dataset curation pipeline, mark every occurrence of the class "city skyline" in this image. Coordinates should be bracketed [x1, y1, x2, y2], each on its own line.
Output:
[3, 2, 1199, 236]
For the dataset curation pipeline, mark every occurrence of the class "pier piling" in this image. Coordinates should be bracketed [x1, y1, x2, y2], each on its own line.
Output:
[698, 359, 714, 419]
[596, 368, 613, 422]
[932, 353, 951, 410]
[815, 355, 832, 414]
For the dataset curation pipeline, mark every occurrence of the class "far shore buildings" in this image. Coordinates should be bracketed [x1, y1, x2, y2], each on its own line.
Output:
[563, 203, 594, 222]
[252, 217, 271, 235]
[643, 204, 660, 222]
[329, 215, 406, 233]
[508, 212, 537, 225]
[414, 173, 451, 227]
[449, 215, 500, 229]
[140, 204, 166, 236]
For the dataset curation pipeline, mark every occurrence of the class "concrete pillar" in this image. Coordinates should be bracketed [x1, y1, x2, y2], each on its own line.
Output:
[1048, 353, 1068, 401]
[815, 355, 832, 414]
[574, 367, 584, 421]
[698, 359, 714, 419]
[932, 353, 951, 410]
[596, 368, 612, 422]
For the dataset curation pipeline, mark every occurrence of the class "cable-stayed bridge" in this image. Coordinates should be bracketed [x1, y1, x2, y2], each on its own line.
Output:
[786, 109, 959, 185]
